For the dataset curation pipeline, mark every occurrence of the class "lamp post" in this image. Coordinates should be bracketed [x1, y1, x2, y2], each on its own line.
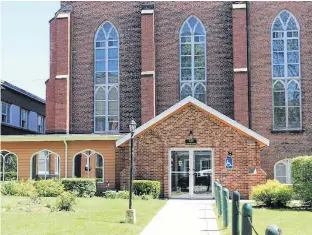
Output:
[126, 120, 137, 224]
[128, 120, 136, 209]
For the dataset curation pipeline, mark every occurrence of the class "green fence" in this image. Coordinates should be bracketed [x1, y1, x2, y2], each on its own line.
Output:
[214, 181, 283, 235]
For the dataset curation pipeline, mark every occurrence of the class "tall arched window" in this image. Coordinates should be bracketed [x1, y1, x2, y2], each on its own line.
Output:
[180, 16, 207, 103]
[271, 11, 301, 130]
[72, 149, 104, 183]
[94, 22, 119, 132]
[274, 159, 292, 184]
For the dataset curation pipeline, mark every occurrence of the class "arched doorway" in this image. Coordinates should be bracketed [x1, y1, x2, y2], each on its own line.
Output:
[72, 149, 104, 183]
[30, 150, 61, 180]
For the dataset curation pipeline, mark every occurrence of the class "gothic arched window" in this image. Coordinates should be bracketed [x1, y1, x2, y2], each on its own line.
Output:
[272, 11, 301, 130]
[180, 16, 207, 103]
[94, 22, 119, 132]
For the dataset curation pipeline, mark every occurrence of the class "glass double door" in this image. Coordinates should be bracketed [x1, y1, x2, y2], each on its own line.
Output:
[170, 149, 213, 198]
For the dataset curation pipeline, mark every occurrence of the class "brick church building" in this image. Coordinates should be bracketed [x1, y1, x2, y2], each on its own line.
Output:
[1, 1, 311, 198]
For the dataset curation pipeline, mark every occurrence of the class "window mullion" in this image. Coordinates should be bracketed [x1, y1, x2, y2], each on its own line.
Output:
[191, 33, 194, 96]
[284, 33, 289, 129]
[105, 40, 109, 132]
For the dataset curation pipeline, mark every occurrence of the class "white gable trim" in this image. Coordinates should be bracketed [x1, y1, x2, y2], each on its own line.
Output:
[116, 96, 270, 147]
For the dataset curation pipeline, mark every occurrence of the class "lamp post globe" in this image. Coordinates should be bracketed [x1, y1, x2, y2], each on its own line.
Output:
[129, 120, 137, 133]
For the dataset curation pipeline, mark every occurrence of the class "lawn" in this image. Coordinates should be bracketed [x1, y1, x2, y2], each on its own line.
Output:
[214, 203, 312, 235]
[1, 196, 166, 235]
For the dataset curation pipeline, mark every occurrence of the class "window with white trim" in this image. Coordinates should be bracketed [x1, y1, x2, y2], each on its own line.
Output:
[73, 150, 104, 183]
[0, 151, 18, 181]
[38, 151, 49, 175]
[37, 115, 44, 133]
[1, 102, 10, 124]
[94, 22, 119, 132]
[31, 150, 60, 180]
[54, 155, 59, 175]
[20, 109, 29, 129]
[271, 11, 301, 130]
[180, 16, 207, 103]
[274, 159, 292, 184]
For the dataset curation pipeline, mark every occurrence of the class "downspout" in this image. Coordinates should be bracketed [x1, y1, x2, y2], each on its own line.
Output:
[63, 139, 68, 178]
[246, 1, 252, 129]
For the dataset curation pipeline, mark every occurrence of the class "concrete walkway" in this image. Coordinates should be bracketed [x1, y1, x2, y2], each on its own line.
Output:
[140, 200, 220, 235]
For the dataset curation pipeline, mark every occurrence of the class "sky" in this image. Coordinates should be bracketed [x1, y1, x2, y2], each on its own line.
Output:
[1, 1, 60, 99]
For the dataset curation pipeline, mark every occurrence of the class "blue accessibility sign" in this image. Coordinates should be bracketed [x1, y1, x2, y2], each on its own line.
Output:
[225, 157, 233, 169]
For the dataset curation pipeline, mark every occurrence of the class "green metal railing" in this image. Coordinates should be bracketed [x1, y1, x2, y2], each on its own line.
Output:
[214, 181, 283, 235]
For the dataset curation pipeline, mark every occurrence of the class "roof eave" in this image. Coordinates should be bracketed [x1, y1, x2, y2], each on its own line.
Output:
[116, 96, 270, 148]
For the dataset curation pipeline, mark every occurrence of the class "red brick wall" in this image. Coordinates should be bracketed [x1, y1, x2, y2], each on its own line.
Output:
[232, 5, 249, 127]
[117, 105, 266, 199]
[141, 12, 155, 72]
[249, 2, 312, 178]
[60, 1, 235, 133]
[46, 16, 69, 133]
[154, 2, 234, 118]
[61, 1, 142, 133]
[141, 11, 155, 124]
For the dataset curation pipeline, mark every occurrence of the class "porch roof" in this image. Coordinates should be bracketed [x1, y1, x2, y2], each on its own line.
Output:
[116, 96, 270, 148]
[1, 134, 123, 142]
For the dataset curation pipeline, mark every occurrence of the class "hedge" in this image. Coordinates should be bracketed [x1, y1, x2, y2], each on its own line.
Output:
[133, 180, 161, 199]
[1, 180, 36, 197]
[61, 178, 96, 197]
[105, 190, 129, 199]
[292, 156, 312, 206]
[0, 172, 17, 181]
[35, 179, 64, 197]
[251, 180, 293, 207]
[1, 181, 18, 195]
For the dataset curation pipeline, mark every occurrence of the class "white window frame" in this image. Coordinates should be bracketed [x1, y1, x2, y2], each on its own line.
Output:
[274, 159, 292, 184]
[38, 151, 49, 175]
[0, 150, 18, 182]
[179, 16, 207, 103]
[94, 21, 120, 133]
[20, 109, 29, 129]
[72, 149, 105, 183]
[30, 150, 61, 180]
[37, 115, 44, 133]
[271, 10, 302, 130]
[1, 102, 10, 124]
[54, 155, 59, 175]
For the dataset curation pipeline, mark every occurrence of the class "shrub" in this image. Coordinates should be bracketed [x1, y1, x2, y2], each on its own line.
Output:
[56, 192, 77, 211]
[251, 180, 292, 207]
[118, 191, 129, 199]
[105, 191, 129, 199]
[29, 191, 40, 204]
[133, 180, 161, 199]
[105, 190, 118, 199]
[35, 179, 64, 197]
[1, 172, 17, 181]
[14, 180, 37, 197]
[141, 194, 153, 200]
[1, 181, 18, 195]
[292, 156, 312, 206]
[61, 178, 96, 197]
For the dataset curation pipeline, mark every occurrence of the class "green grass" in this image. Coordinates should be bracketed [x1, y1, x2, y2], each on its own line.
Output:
[214, 203, 312, 235]
[1, 196, 166, 235]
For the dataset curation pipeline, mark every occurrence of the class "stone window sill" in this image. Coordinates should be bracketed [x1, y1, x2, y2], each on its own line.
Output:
[270, 129, 305, 134]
